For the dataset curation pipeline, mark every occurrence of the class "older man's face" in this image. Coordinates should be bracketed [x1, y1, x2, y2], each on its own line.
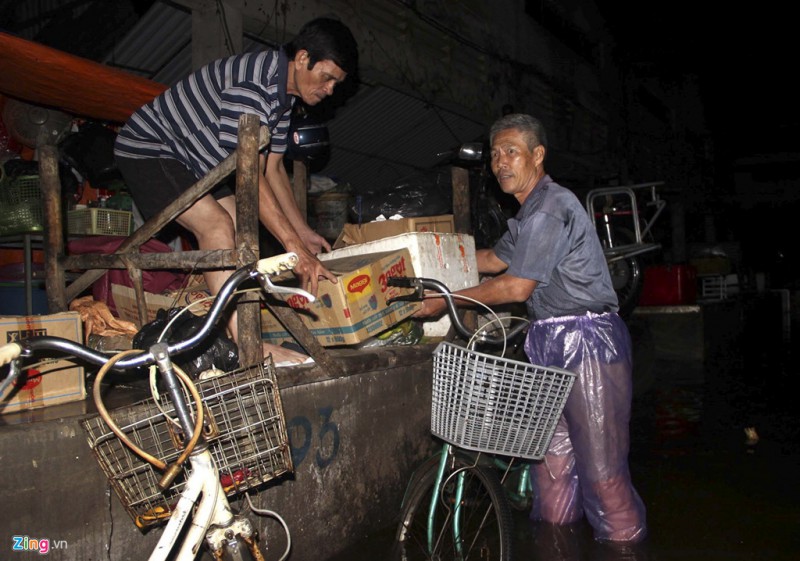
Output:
[490, 128, 544, 201]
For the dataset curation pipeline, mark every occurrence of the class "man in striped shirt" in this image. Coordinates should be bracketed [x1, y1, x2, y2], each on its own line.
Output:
[115, 18, 358, 364]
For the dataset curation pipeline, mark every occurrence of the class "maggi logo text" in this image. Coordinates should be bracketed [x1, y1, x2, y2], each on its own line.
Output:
[347, 274, 371, 294]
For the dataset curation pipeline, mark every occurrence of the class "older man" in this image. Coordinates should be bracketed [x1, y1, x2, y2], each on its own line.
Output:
[414, 113, 647, 543]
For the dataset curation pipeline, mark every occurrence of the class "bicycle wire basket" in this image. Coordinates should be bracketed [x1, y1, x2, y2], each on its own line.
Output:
[431, 341, 577, 460]
[81, 358, 293, 530]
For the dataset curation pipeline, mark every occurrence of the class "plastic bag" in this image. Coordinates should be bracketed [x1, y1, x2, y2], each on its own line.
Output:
[353, 169, 452, 222]
[133, 308, 238, 379]
[69, 296, 138, 343]
[356, 319, 423, 349]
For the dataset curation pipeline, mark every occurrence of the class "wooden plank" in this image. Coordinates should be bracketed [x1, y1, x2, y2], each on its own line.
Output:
[63, 127, 270, 303]
[61, 250, 240, 270]
[263, 304, 345, 379]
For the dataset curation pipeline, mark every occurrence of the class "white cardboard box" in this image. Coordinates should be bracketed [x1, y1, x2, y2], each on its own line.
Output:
[321, 232, 479, 336]
[0, 312, 86, 413]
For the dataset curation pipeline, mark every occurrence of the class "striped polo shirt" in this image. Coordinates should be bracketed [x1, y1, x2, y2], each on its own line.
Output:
[115, 48, 295, 178]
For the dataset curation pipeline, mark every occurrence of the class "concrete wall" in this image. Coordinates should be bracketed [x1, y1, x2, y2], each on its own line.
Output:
[0, 344, 439, 560]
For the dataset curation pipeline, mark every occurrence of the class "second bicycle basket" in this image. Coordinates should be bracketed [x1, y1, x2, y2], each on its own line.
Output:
[82, 358, 293, 530]
[431, 341, 576, 460]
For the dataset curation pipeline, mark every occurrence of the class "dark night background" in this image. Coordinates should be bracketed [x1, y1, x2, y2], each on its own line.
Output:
[601, 4, 799, 286]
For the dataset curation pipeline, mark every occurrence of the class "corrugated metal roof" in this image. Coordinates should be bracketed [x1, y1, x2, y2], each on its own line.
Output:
[101, 2, 272, 86]
[102, 2, 191, 84]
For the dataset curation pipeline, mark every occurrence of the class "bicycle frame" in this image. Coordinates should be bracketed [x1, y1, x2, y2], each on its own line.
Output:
[392, 278, 576, 561]
[420, 444, 496, 557]
[422, 444, 532, 556]
[493, 456, 531, 507]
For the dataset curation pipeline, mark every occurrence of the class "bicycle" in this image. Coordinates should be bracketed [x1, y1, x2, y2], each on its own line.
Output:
[0, 252, 315, 561]
[386, 277, 577, 561]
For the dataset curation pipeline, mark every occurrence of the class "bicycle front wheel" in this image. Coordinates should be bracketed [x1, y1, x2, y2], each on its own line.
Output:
[396, 451, 513, 560]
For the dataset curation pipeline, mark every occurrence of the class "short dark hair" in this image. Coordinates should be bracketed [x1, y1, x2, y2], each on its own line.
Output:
[489, 113, 547, 152]
[285, 17, 359, 76]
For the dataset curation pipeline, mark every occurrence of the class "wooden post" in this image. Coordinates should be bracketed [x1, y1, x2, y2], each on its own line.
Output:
[451, 165, 476, 333]
[451, 166, 471, 234]
[38, 145, 67, 312]
[120, 255, 147, 328]
[235, 114, 262, 366]
[293, 159, 308, 220]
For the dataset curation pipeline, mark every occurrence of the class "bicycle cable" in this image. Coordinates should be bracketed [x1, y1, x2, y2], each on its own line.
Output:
[424, 292, 528, 357]
[246, 493, 292, 561]
[92, 349, 204, 475]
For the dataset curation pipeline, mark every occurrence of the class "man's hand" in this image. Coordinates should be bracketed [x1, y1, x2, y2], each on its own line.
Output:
[291, 247, 338, 297]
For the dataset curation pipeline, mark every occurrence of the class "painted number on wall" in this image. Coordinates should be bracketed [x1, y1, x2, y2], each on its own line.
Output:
[286, 406, 340, 468]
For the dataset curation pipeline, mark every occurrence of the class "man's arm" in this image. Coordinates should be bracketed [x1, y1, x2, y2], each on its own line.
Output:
[257, 153, 336, 295]
[476, 248, 509, 274]
[264, 151, 331, 254]
[414, 273, 537, 319]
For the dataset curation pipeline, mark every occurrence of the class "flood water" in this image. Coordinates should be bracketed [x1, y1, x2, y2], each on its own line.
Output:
[326, 298, 800, 560]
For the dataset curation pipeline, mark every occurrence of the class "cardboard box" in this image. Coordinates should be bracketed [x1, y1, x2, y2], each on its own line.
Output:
[112, 283, 214, 327]
[0, 312, 86, 413]
[333, 215, 455, 248]
[322, 233, 479, 336]
[262, 248, 420, 347]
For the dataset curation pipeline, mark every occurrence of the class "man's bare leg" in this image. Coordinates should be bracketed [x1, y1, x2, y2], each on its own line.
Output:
[177, 196, 309, 365]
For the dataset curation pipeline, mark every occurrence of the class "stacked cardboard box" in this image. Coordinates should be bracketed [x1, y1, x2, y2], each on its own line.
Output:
[0, 312, 86, 413]
[333, 215, 455, 248]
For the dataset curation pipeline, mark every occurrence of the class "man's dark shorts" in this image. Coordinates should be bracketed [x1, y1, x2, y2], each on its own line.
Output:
[115, 156, 234, 220]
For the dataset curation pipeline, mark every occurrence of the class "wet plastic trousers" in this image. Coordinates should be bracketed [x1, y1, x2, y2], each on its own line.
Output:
[524, 312, 647, 542]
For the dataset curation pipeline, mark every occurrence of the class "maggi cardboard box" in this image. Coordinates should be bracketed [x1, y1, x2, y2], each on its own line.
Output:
[322, 232, 479, 337]
[0, 312, 86, 414]
[261, 248, 420, 347]
[333, 215, 455, 248]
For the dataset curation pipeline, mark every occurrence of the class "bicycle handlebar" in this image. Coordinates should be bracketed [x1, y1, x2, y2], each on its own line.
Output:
[0, 252, 309, 375]
[387, 277, 528, 346]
